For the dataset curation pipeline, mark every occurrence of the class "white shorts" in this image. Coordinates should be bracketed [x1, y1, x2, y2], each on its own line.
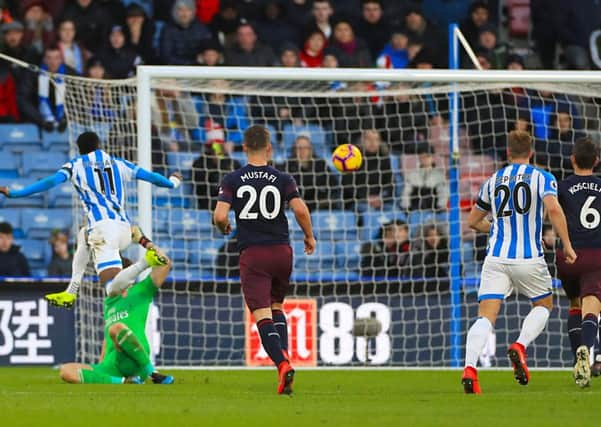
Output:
[478, 257, 553, 302]
[87, 220, 131, 273]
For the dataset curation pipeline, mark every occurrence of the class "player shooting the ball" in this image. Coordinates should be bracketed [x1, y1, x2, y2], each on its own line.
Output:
[59, 250, 173, 385]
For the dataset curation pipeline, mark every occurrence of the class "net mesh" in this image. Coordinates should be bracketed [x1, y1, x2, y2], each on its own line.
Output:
[59, 70, 601, 367]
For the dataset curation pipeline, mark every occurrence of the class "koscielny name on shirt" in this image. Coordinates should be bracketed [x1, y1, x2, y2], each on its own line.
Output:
[568, 182, 601, 195]
[240, 171, 278, 183]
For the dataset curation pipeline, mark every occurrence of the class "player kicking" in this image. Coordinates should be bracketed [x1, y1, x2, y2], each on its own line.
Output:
[213, 125, 315, 395]
[461, 130, 577, 394]
[556, 137, 601, 388]
[0, 131, 181, 302]
[60, 251, 174, 385]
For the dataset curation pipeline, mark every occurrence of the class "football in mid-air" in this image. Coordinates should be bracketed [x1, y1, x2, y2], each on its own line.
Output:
[332, 144, 363, 172]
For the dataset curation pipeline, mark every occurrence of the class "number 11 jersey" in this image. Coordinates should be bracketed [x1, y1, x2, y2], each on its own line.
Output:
[476, 163, 557, 262]
[558, 174, 601, 250]
[218, 164, 301, 251]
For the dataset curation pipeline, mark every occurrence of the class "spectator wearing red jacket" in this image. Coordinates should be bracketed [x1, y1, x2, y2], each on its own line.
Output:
[300, 29, 326, 67]
[0, 60, 19, 122]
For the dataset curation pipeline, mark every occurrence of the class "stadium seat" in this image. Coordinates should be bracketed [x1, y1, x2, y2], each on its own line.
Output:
[335, 241, 362, 270]
[389, 154, 403, 199]
[19, 239, 47, 271]
[0, 152, 20, 178]
[1, 179, 45, 207]
[0, 209, 23, 238]
[21, 208, 72, 238]
[282, 123, 329, 157]
[153, 185, 191, 209]
[168, 209, 213, 238]
[22, 152, 68, 178]
[407, 210, 448, 237]
[189, 239, 224, 267]
[293, 241, 336, 272]
[162, 239, 189, 263]
[166, 152, 197, 180]
[361, 209, 407, 241]
[312, 210, 357, 240]
[47, 184, 75, 208]
[0, 124, 41, 152]
[41, 130, 70, 149]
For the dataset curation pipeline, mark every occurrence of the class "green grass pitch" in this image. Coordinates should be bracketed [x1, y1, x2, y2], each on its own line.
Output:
[0, 368, 599, 427]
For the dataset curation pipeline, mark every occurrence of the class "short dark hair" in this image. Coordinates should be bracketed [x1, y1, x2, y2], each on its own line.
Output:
[572, 136, 599, 170]
[362, 0, 382, 6]
[0, 221, 13, 235]
[77, 131, 101, 154]
[507, 130, 532, 158]
[244, 125, 270, 152]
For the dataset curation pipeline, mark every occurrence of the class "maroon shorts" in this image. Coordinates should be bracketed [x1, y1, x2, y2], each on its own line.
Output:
[556, 248, 601, 300]
[239, 244, 293, 312]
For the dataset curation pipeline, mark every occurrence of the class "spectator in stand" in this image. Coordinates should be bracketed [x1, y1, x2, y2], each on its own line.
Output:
[2, 21, 40, 83]
[376, 27, 409, 69]
[278, 43, 300, 67]
[98, 25, 142, 78]
[506, 53, 525, 70]
[124, 2, 157, 65]
[0, 0, 12, 25]
[196, 38, 224, 65]
[531, 0, 560, 69]
[542, 223, 557, 277]
[356, 0, 390, 59]
[256, 0, 299, 52]
[42, 0, 66, 21]
[460, 1, 490, 47]
[306, 0, 334, 39]
[0, 222, 30, 277]
[0, 59, 18, 122]
[404, 6, 444, 67]
[60, 0, 114, 53]
[327, 18, 372, 68]
[21, 0, 53, 55]
[409, 223, 449, 279]
[360, 219, 410, 280]
[342, 128, 394, 210]
[86, 56, 105, 78]
[56, 19, 88, 76]
[401, 146, 448, 212]
[557, 0, 601, 69]
[210, 0, 244, 49]
[192, 121, 241, 210]
[224, 22, 276, 66]
[196, 0, 220, 24]
[300, 29, 326, 67]
[287, 0, 311, 34]
[18, 45, 75, 130]
[47, 230, 72, 277]
[215, 235, 239, 278]
[282, 135, 337, 211]
[475, 24, 507, 69]
[159, 0, 212, 65]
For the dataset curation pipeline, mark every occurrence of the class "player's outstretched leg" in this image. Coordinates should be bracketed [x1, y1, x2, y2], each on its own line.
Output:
[109, 323, 155, 381]
[60, 363, 132, 384]
[105, 248, 166, 296]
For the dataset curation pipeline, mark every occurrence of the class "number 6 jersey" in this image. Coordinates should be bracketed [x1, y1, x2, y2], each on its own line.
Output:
[218, 164, 301, 251]
[558, 174, 601, 250]
[476, 164, 557, 262]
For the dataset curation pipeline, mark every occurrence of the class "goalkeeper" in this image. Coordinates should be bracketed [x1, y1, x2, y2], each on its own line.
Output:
[59, 250, 173, 385]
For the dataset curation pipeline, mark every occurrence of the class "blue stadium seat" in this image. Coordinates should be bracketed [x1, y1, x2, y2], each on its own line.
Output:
[282, 123, 329, 157]
[335, 241, 362, 270]
[153, 185, 191, 209]
[21, 208, 72, 238]
[47, 184, 75, 208]
[389, 154, 403, 199]
[41, 130, 69, 148]
[285, 211, 304, 239]
[0, 209, 23, 238]
[22, 152, 68, 178]
[229, 151, 246, 166]
[407, 210, 448, 237]
[0, 124, 41, 152]
[293, 241, 336, 272]
[168, 209, 213, 238]
[189, 239, 224, 267]
[0, 179, 45, 207]
[0, 151, 19, 178]
[19, 239, 47, 271]
[362, 209, 408, 241]
[162, 239, 189, 263]
[312, 210, 357, 240]
[166, 152, 197, 180]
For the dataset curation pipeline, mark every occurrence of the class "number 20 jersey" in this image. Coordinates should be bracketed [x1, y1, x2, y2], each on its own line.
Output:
[558, 174, 601, 250]
[476, 164, 557, 262]
[218, 164, 300, 251]
[59, 149, 138, 228]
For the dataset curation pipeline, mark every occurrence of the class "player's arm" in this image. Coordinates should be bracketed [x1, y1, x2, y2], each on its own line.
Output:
[98, 339, 106, 363]
[150, 255, 172, 288]
[213, 201, 232, 235]
[543, 194, 577, 264]
[135, 167, 182, 189]
[0, 171, 67, 198]
[467, 197, 491, 234]
[289, 197, 316, 255]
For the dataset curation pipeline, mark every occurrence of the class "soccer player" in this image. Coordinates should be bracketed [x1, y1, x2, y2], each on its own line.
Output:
[461, 130, 577, 394]
[0, 131, 181, 304]
[213, 125, 316, 395]
[556, 136, 601, 387]
[59, 250, 173, 385]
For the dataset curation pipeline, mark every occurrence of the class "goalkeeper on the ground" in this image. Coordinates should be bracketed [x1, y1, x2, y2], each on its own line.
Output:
[59, 249, 173, 385]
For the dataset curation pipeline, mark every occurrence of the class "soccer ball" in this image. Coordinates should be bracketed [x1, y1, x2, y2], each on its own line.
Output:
[332, 144, 363, 172]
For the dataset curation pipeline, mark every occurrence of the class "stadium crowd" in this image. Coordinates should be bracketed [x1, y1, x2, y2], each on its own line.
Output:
[0, 0, 598, 281]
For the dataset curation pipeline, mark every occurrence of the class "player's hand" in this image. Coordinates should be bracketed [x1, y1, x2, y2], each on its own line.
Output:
[169, 172, 183, 189]
[304, 236, 316, 255]
[222, 223, 232, 235]
[171, 171, 183, 182]
[0, 186, 9, 197]
[564, 246, 577, 265]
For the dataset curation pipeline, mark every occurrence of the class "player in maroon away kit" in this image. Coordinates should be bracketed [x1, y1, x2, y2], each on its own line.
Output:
[213, 125, 316, 395]
[556, 136, 601, 387]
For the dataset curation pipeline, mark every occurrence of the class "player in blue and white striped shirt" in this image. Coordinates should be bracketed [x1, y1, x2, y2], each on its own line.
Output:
[461, 130, 577, 394]
[0, 132, 181, 304]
